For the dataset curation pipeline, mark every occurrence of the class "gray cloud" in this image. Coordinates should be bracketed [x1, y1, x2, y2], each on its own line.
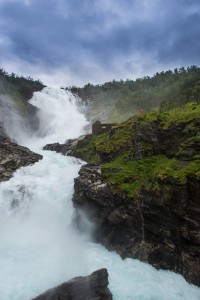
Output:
[0, 0, 200, 85]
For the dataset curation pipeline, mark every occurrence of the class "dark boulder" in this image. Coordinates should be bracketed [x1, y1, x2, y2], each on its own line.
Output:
[43, 139, 78, 156]
[0, 138, 42, 182]
[32, 268, 113, 300]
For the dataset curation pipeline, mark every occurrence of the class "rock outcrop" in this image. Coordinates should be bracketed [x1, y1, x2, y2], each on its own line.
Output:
[71, 112, 200, 286]
[43, 135, 95, 162]
[43, 139, 77, 156]
[73, 165, 200, 286]
[43, 110, 200, 286]
[0, 138, 42, 182]
[32, 268, 112, 300]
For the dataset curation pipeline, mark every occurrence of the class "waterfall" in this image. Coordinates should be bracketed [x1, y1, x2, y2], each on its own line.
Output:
[0, 87, 199, 300]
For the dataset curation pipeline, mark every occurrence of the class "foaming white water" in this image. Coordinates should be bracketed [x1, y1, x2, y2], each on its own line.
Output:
[21, 87, 87, 149]
[0, 87, 199, 300]
[0, 153, 87, 300]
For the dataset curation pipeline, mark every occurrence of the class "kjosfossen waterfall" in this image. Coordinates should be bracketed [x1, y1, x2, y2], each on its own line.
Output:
[0, 88, 199, 300]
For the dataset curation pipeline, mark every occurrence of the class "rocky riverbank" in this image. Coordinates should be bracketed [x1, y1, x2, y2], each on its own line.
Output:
[73, 163, 200, 286]
[32, 269, 112, 300]
[0, 73, 45, 181]
[44, 104, 200, 286]
[0, 137, 42, 182]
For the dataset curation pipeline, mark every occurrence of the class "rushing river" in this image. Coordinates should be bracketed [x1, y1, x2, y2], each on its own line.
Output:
[0, 87, 199, 300]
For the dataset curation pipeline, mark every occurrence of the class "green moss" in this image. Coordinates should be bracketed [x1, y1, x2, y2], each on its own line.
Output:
[101, 154, 200, 201]
[75, 102, 200, 164]
[102, 155, 174, 199]
[176, 135, 200, 159]
[95, 121, 134, 156]
[72, 119, 135, 163]
[72, 135, 100, 163]
[73, 102, 200, 203]
[159, 102, 200, 129]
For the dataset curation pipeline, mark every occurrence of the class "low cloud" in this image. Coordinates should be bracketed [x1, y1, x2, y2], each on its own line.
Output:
[0, 0, 200, 86]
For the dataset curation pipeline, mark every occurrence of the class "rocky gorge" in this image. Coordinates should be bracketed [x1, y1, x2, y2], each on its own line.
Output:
[0, 83, 115, 300]
[44, 104, 200, 287]
[1, 74, 200, 298]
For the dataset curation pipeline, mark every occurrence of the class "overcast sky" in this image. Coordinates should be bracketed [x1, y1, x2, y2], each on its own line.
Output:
[0, 0, 200, 86]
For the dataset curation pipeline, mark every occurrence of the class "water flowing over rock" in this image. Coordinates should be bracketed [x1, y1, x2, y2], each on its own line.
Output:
[43, 139, 78, 156]
[0, 138, 42, 182]
[71, 116, 200, 287]
[32, 269, 112, 300]
[1, 87, 200, 300]
[72, 164, 200, 286]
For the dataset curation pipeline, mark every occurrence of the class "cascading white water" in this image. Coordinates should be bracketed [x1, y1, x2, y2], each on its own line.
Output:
[0, 87, 200, 300]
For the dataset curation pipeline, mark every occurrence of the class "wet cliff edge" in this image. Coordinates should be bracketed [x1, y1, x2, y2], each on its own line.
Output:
[44, 107, 200, 287]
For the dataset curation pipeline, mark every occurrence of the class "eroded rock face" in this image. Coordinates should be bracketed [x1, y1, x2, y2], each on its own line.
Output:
[73, 164, 142, 259]
[0, 138, 42, 182]
[43, 135, 93, 161]
[73, 165, 200, 287]
[43, 119, 200, 286]
[43, 139, 77, 156]
[32, 268, 113, 300]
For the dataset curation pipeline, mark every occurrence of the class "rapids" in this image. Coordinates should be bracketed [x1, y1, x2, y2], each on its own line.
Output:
[0, 87, 199, 300]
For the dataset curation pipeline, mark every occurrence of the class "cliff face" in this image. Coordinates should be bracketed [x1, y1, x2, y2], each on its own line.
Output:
[73, 166, 200, 286]
[71, 105, 200, 286]
[73, 165, 200, 285]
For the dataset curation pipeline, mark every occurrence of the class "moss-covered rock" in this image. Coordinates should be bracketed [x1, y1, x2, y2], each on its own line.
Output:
[71, 103, 200, 286]
[44, 103, 200, 285]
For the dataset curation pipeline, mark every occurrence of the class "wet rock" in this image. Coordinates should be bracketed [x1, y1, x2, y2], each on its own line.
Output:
[43, 139, 78, 156]
[32, 268, 113, 300]
[73, 164, 200, 286]
[0, 138, 42, 182]
[44, 117, 200, 286]
[132, 122, 160, 160]
[43, 135, 93, 159]
[0, 122, 8, 141]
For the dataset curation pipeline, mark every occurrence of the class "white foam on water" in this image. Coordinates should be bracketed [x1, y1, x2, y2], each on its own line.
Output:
[0, 87, 199, 300]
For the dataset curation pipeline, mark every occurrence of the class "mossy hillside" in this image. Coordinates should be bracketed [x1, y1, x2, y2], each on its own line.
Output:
[176, 135, 200, 160]
[74, 104, 199, 164]
[74, 102, 200, 202]
[134, 102, 200, 126]
[67, 66, 200, 124]
[72, 118, 138, 163]
[72, 134, 101, 164]
[95, 119, 136, 159]
[101, 154, 200, 201]
[159, 102, 200, 128]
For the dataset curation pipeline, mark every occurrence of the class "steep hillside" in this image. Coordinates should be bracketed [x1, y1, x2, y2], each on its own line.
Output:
[47, 103, 200, 286]
[0, 69, 44, 180]
[0, 68, 44, 135]
[66, 65, 200, 123]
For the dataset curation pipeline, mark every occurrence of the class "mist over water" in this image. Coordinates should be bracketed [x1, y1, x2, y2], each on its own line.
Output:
[0, 94, 29, 142]
[0, 88, 200, 300]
